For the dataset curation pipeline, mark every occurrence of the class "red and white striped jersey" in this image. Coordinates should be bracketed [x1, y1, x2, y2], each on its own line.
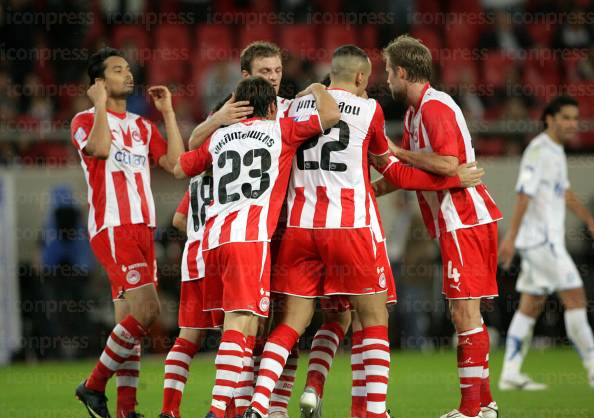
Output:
[276, 96, 292, 118]
[177, 171, 214, 281]
[179, 114, 323, 250]
[71, 108, 168, 238]
[401, 84, 502, 238]
[285, 89, 390, 229]
[369, 191, 385, 242]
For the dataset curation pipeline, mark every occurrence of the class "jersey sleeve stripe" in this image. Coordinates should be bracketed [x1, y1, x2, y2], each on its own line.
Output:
[313, 186, 330, 228]
[134, 172, 150, 225]
[246, 205, 263, 241]
[112, 171, 132, 225]
[289, 187, 306, 227]
[340, 188, 355, 227]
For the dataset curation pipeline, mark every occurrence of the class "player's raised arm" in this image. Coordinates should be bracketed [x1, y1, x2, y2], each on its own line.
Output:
[566, 189, 594, 247]
[297, 83, 341, 130]
[188, 94, 254, 150]
[84, 80, 111, 159]
[148, 86, 185, 174]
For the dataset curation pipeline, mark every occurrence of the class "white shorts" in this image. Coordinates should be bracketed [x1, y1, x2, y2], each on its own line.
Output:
[516, 243, 582, 295]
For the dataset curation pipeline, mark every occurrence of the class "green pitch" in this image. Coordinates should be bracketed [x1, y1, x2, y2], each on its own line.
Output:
[0, 348, 592, 418]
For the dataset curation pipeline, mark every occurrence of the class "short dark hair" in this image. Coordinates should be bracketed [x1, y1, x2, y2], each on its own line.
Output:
[240, 41, 281, 73]
[88, 47, 123, 83]
[383, 34, 432, 83]
[541, 96, 579, 128]
[234, 77, 276, 118]
[330, 45, 369, 81]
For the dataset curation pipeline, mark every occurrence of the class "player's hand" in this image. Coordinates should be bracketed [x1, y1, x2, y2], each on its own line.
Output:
[148, 85, 174, 114]
[296, 83, 325, 98]
[87, 79, 107, 107]
[499, 236, 515, 270]
[457, 162, 484, 187]
[213, 94, 253, 126]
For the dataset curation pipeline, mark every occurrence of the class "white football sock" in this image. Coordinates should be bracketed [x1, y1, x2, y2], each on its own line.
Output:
[564, 308, 594, 368]
[502, 311, 536, 376]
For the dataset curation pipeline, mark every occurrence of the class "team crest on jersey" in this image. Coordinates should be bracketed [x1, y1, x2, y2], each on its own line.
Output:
[126, 269, 141, 285]
[377, 266, 386, 288]
[259, 296, 270, 312]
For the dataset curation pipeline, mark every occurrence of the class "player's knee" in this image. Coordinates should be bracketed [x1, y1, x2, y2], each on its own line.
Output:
[450, 304, 479, 331]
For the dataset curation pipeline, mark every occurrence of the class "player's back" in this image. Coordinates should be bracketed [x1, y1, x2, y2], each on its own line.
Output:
[286, 89, 387, 229]
[515, 133, 568, 248]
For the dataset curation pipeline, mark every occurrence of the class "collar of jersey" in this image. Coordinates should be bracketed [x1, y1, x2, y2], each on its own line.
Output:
[241, 117, 264, 125]
[414, 82, 431, 112]
[106, 109, 127, 119]
[327, 87, 351, 93]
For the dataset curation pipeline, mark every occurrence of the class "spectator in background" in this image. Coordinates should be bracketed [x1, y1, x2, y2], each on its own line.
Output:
[553, 6, 593, 50]
[40, 185, 94, 358]
[577, 47, 594, 81]
[454, 68, 485, 121]
[479, 10, 533, 57]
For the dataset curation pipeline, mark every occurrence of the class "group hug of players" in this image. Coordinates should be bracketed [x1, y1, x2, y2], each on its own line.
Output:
[69, 32, 594, 418]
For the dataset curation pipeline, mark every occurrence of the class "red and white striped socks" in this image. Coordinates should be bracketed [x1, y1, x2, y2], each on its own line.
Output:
[251, 324, 300, 416]
[480, 324, 493, 407]
[116, 343, 141, 417]
[86, 315, 147, 393]
[305, 322, 344, 398]
[161, 337, 199, 417]
[234, 335, 256, 416]
[269, 346, 299, 414]
[457, 326, 488, 417]
[361, 326, 390, 418]
[351, 330, 367, 418]
[210, 330, 246, 418]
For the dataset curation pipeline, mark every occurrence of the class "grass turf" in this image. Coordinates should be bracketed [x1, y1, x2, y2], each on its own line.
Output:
[0, 348, 592, 418]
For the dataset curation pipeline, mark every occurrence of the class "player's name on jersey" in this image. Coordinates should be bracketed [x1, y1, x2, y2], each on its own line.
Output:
[213, 129, 275, 155]
[296, 99, 361, 116]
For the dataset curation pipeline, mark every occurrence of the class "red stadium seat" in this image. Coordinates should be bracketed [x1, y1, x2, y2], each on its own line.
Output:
[239, 24, 277, 50]
[522, 51, 559, 99]
[112, 25, 150, 51]
[154, 25, 191, 51]
[415, 0, 440, 15]
[147, 56, 188, 85]
[280, 25, 318, 61]
[441, 56, 479, 89]
[195, 25, 234, 63]
[320, 25, 357, 61]
[411, 27, 442, 59]
[526, 21, 555, 47]
[445, 22, 480, 51]
[358, 25, 379, 51]
[483, 52, 515, 89]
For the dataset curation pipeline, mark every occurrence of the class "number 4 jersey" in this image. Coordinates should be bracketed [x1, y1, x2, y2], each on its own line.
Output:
[179, 114, 324, 250]
[286, 88, 390, 228]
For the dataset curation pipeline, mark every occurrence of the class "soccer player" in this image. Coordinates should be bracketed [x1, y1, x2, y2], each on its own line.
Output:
[174, 76, 341, 418]
[71, 47, 185, 418]
[245, 45, 483, 418]
[499, 96, 594, 390]
[378, 35, 502, 418]
[158, 183, 224, 418]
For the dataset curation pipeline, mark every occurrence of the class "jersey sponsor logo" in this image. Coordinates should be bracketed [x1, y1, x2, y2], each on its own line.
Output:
[126, 269, 141, 285]
[115, 149, 147, 167]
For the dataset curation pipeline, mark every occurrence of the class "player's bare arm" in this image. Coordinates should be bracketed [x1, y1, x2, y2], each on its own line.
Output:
[172, 212, 187, 233]
[173, 159, 188, 179]
[148, 86, 185, 173]
[188, 95, 254, 150]
[392, 144, 459, 176]
[499, 193, 531, 269]
[566, 189, 594, 246]
[84, 80, 111, 159]
[297, 83, 341, 130]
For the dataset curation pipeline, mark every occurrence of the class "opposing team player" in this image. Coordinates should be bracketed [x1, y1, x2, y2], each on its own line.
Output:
[71, 47, 185, 418]
[158, 180, 224, 418]
[377, 35, 502, 418]
[174, 76, 341, 418]
[245, 45, 483, 418]
[499, 96, 594, 390]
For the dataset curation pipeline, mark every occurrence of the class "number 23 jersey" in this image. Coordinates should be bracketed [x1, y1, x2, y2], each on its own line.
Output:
[179, 115, 324, 250]
[286, 89, 390, 229]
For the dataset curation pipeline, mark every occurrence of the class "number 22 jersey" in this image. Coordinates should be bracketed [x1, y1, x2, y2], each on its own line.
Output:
[179, 114, 324, 250]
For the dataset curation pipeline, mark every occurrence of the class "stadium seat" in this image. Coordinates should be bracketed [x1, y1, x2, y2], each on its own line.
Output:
[526, 21, 555, 47]
[445, 21, 480, 51]
[320, 25, 357, 62]
[358, 25, 379, 51]
[147, 56, 188, 85]
[414, 0, 440, 15]
[483, 52, 515, 89]
[154, 24, 191, 52]
[239, 24, 277, 50]
[112, 25, 150, 51]
[280, 25, 318, 61]
[195, 25, 234, 63]
[522, 51, 559, 99]
[410, 27, 442, 59]
[441, 56, 479, 89]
